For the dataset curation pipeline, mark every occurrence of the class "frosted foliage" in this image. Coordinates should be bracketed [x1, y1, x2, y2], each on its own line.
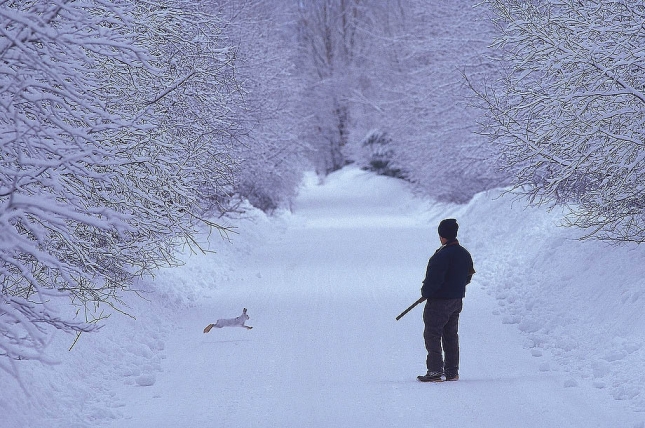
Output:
[479, 0, 645, 242]
[0, 0, 240, 371]
[295, 0, 503, 202]
[368, 0, 502, 203]
[296, 0, 396, 174]
[218, 1, 306, 213]
[296, 0, 396, 175]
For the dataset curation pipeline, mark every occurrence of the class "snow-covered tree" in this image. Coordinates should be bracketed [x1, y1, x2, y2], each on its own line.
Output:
[361, 0, 502, 203]
[477, 0, 645, 242]
[296, 0, 383, 175]
[0, 0, 241, 372]
[126, 0, 245, 214]
[214, 0, 308, 213]
[295, 0, 503, 202]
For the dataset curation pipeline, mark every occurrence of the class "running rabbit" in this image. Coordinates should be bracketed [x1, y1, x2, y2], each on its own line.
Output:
[203, 308, 253, 333]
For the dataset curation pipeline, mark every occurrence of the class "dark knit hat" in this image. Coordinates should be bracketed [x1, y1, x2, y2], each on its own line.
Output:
[438, 218, 458, 240]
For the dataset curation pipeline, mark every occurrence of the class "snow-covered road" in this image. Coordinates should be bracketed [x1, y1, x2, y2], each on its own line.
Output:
[109, 167, 639, 427]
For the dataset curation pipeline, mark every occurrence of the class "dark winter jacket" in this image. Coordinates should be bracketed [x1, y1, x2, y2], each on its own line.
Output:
[421, 239, 474, 299]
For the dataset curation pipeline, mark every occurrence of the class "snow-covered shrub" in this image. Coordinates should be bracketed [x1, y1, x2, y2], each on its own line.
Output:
[359, 130, 405, 179]
[235, 153, 303, 213]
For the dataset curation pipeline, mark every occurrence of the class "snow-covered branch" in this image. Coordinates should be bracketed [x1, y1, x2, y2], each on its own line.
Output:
[478, 0, 645, 242]
[0, 0, 243, 372]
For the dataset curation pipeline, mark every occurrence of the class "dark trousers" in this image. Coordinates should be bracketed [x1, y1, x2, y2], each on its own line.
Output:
[423, 298, 463, 373]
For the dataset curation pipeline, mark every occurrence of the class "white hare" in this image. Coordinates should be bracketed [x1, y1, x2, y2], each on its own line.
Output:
[203, 308, 253, 333]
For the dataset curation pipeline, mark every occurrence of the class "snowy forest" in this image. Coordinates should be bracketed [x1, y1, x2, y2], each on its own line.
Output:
[2, 0, 645, 421]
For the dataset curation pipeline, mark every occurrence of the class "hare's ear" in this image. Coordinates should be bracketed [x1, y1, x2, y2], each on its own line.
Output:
[243, 308, 247, 314]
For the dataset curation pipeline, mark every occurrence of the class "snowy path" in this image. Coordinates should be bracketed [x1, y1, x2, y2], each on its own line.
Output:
[110, 168, 637, 427]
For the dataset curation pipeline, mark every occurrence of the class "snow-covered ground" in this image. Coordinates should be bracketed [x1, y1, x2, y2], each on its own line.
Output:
[3, 166, 645, 427]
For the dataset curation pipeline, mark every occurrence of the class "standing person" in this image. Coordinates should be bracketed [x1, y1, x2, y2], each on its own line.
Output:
[417, 218, 474, 382]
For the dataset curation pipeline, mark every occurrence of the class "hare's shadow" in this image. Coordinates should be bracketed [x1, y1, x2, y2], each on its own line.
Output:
[202, 339, 251, 345]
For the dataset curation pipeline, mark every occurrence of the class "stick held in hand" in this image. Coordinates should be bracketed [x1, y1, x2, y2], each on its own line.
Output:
[396, 297, 426, 321]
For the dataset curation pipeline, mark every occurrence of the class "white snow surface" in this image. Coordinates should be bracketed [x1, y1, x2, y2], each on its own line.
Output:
[3, 166, 645, 427]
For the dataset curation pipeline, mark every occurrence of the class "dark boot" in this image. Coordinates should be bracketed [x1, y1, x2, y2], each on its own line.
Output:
[417, 370, 444, 382]
[444, 368, 459, 381]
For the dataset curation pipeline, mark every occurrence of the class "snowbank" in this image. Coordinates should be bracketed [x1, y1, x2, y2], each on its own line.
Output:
[462, 189, 645, 410]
